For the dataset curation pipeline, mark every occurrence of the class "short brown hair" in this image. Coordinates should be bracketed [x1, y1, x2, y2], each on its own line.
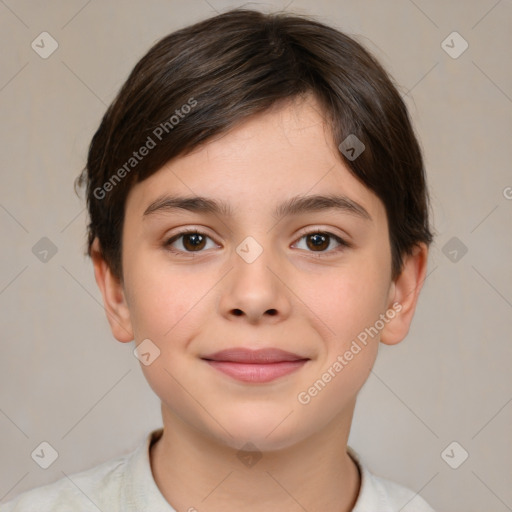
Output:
[75, 8, 434, 282]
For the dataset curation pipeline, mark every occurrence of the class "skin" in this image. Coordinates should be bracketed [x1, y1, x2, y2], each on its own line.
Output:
[92, 93, 428, 512]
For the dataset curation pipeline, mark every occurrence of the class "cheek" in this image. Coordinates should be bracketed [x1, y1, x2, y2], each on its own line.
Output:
[313, 261, 389, 341]
[295, 268, 385, 415]
[124, 252, 196, 340]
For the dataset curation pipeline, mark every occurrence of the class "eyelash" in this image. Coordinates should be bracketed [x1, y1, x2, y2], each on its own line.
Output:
[163, 227, 351, 257]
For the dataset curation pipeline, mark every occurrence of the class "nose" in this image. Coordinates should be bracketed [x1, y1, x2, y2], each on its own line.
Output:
[219, 243, 292, 324]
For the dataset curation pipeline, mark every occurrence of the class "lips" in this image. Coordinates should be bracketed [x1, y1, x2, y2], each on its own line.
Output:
[201, 348, 309, 383]
[202, 348, 307, 364]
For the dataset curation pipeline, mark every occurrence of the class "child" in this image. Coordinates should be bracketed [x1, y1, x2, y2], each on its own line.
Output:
[3, 8, 436, 511]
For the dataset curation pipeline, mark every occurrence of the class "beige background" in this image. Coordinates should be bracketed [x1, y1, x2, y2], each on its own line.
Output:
[1, 1, 511, 510]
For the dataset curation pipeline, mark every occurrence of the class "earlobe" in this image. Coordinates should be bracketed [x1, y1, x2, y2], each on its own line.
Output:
[380, 243, 429, 346]
[91, 238, 134, 343]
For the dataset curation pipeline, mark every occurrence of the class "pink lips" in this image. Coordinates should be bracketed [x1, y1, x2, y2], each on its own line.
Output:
[202, 348, 309, 383]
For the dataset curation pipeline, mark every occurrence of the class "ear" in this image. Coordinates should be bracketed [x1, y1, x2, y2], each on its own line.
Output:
[380, 243, 429, 346]
[91, 238, 134, 343]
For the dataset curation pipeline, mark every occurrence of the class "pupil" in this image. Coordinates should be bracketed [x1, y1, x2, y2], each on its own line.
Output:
[185, 233, 204, 250]
[309, 233, 327, 250]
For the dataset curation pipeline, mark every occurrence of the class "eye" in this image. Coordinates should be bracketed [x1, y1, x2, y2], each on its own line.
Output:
[293, 229, 350, 254]
[163, 228, 350, 257]
[164, 229, 218, 255]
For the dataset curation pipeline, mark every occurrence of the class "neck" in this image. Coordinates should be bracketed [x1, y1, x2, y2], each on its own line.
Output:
[150, 405, 361, 512]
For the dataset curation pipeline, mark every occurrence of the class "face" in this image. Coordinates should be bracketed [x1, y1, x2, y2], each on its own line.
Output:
[97, 95, 421, 452]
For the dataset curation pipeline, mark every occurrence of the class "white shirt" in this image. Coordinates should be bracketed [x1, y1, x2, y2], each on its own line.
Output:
[1, 429, 435, 511]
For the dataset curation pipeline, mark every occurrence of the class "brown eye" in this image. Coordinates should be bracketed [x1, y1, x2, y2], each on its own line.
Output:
[305, 233, 330, 251]
[181, 233, 206, 251]
[294, 231, 349, 254]
[165, 230, 216, 254]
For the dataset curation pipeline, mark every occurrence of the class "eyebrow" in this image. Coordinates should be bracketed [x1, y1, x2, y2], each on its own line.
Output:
[143, 193, 372, 221]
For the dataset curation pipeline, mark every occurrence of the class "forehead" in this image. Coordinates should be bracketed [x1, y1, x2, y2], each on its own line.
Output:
[124, 95, 387, 227]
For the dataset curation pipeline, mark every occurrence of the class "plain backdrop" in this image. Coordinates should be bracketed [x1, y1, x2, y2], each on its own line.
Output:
[0, 1, 511, 511]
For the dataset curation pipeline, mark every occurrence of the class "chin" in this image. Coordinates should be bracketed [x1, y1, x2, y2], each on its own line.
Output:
[206, 405, 309, 452]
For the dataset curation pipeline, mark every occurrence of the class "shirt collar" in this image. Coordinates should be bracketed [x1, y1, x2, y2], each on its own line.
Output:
[121, 429, 392, 512]
[121, 428, 174, 511]
[348, 446, 394, 511]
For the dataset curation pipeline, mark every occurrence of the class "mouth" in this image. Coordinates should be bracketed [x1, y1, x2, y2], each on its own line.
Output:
[201, 348, 309, 383]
